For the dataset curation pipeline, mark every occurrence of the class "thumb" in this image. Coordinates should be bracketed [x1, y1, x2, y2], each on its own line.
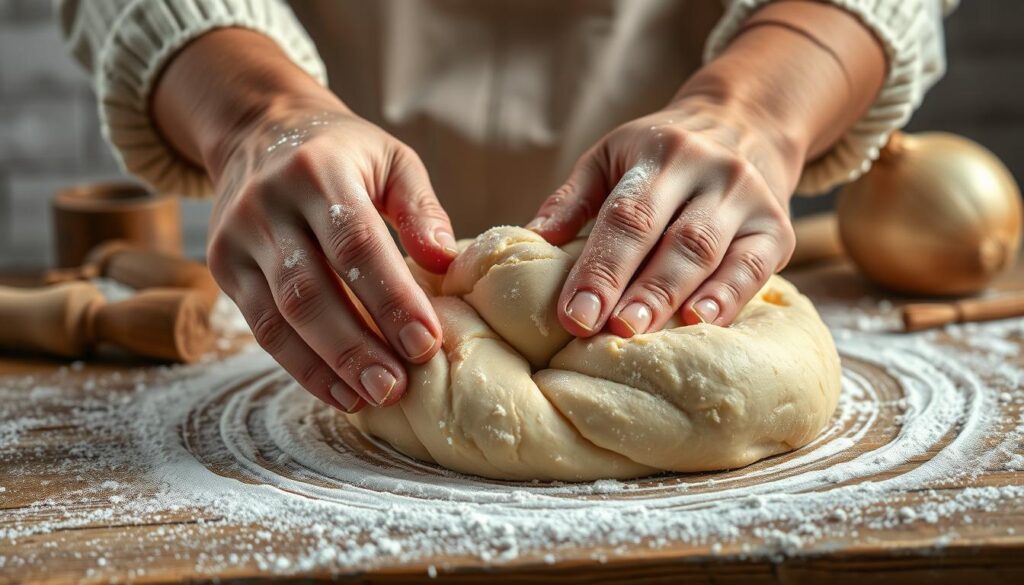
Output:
[384, 146, 458, 273]
[527, 153, 607, 245]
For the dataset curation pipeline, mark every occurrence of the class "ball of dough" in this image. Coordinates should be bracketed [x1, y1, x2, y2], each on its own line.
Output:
[348, 226, 841, 481]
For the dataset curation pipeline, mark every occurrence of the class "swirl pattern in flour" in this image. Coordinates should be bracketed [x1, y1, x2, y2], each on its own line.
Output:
[346, 226, 842, 480]
[177, 334, 998, 516]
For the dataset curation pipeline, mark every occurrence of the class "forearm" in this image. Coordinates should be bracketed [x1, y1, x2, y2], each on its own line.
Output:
[152, 28, 342, 178]
[677, 1, 886, 167]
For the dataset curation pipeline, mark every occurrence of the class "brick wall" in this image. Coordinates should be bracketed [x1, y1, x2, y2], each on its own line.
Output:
[0, 0, 1020, 267]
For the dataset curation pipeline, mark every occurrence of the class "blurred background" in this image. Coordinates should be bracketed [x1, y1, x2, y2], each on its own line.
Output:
[0, 0, 1020, 269]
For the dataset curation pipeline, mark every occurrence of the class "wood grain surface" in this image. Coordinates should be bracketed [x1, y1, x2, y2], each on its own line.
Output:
[2, 260, 1024, 584]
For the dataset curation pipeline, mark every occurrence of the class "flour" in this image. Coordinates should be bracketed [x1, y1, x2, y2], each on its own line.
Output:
[1, 294, 1022, 578]
[329, 203, 350, 226]
[283, 249, 307, 269]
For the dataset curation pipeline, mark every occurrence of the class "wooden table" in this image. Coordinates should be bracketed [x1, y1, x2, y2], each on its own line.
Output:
[2, 261, 1024, 584]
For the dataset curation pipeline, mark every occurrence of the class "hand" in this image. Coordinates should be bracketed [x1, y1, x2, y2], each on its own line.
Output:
[154, 30, 456, 412]
[529, 95, 800, 336]
[528, 1, 886, 336]
[207, 99, 456, 412]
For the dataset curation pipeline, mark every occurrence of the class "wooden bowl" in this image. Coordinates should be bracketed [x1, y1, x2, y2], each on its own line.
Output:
[51, 182, 182, 268]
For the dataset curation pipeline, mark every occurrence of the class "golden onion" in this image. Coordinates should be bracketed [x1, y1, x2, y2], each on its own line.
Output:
[837, 132, 1022, 296]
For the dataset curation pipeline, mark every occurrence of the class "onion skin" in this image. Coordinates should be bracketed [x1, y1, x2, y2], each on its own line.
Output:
[837, 132, 1022, 296]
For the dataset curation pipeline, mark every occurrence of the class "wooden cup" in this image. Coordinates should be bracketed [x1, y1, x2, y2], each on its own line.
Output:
[51, 182, 182, 268]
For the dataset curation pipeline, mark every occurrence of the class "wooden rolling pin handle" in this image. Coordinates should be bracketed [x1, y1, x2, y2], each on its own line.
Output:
[789, 212, 844, 269]
[86, 242, 221, 308]
[90, 288, 214, 363]
[956, 295, 1024, 323]
[902, 293, 1024, 332]
[0, 283, 105, 358]
[43, 265, 100, 285]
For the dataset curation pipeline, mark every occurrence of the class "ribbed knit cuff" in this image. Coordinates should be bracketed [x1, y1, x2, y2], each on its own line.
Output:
[94, 0, 327, 198]
[705, 0, 944, 195]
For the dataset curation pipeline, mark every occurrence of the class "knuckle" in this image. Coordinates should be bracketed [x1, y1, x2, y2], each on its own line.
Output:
[326, 222, 387, 267]
[774, 223, 797, 261]
[332, 342, 366, 377]
[657, 127, 690, 152]
[223, 184, 265, 222]
[723, 157, 760, 191]
[666, 221, 721, 268]
[247, 307, 291, 355]
[716, 277, 746, 307]
[205, 233, 234, 284]
[295, 359, 327, 390]
[603, 195, 659, 239]
[287, 146, 321, 176]
[735, 249, 772, 285]
[573, 257, 625, 293]
[397, 193, 449, 229]
[275, 269, 326, 326]
[543, 184, 573, 211]
[636, 276, 680, 310]
[372, 285, 412, 324]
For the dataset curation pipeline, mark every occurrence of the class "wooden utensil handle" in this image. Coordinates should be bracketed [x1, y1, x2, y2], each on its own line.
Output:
[92, 288, 214, 363]
[0, 283, 104, 357]
[87, 241, 221, 307]
[789, 212, 844, 268]
[956, 295, 1024, 322]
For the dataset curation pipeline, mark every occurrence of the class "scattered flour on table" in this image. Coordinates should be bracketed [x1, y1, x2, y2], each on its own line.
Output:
[1, 294, 1023, 578]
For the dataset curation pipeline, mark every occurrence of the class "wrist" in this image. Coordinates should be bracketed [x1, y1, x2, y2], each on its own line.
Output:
[674, 62, 811, 170]
[152, 28, 342, 180]
[671, 64, 810, 199]
[684, 1, 885, 164]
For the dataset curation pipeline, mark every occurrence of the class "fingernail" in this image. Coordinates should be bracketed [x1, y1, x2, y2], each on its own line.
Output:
[525, 216, 548, 231]
[565, 291, 602, 331]
[399, 321, 437, 360]
[616, 302, 652, 335]
[330, 381, 361, 412]
[693, 298, 720, 324]
[433, 230, 459, 255]
[360, 365, 398, 405]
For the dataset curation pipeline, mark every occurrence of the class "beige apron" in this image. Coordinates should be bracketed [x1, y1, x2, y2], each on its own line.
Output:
[289, 1, 723, 237]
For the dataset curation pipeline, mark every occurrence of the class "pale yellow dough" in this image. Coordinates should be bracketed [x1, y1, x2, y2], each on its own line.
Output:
[348, 227, 841, 481]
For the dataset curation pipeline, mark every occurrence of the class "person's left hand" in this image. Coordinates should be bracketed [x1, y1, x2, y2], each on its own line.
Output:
[526, 93, 804, 337]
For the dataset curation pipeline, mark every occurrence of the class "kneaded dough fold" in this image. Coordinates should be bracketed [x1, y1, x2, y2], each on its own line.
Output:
[348, 227, 841, 481]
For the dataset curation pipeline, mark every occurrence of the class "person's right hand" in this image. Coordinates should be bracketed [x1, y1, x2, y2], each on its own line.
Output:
[153, 29, 457, 413]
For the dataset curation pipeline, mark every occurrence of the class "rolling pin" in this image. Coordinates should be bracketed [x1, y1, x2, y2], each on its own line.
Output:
[0, 282, 213, 362]
[788, 211, 845, 268]
[902, 293, 1024, 332]
[46, 241, 221, 308]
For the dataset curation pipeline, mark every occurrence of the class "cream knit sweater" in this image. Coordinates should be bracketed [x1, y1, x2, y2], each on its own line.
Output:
[57, 0, 956, 200]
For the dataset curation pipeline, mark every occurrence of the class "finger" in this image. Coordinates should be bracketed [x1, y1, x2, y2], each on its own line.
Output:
[256, 231, 408, 407]
[384, 145, 458, 273]
[228, 265, 366, 413]
[526, 152, 608, 245]
[607, 194, 742, 336]
[305, 179, 443, 366]
[682, 232, 791, 327]
[557, 160, 687, 337]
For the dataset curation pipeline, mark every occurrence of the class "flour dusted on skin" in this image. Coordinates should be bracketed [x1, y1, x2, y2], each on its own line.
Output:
[283, 249, 306, 269]
[1, 297, 1023, 577]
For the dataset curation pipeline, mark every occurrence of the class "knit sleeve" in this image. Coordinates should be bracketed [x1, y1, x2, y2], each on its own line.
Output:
[705, 0, 957, 195]
[56, 0, 327, 198]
